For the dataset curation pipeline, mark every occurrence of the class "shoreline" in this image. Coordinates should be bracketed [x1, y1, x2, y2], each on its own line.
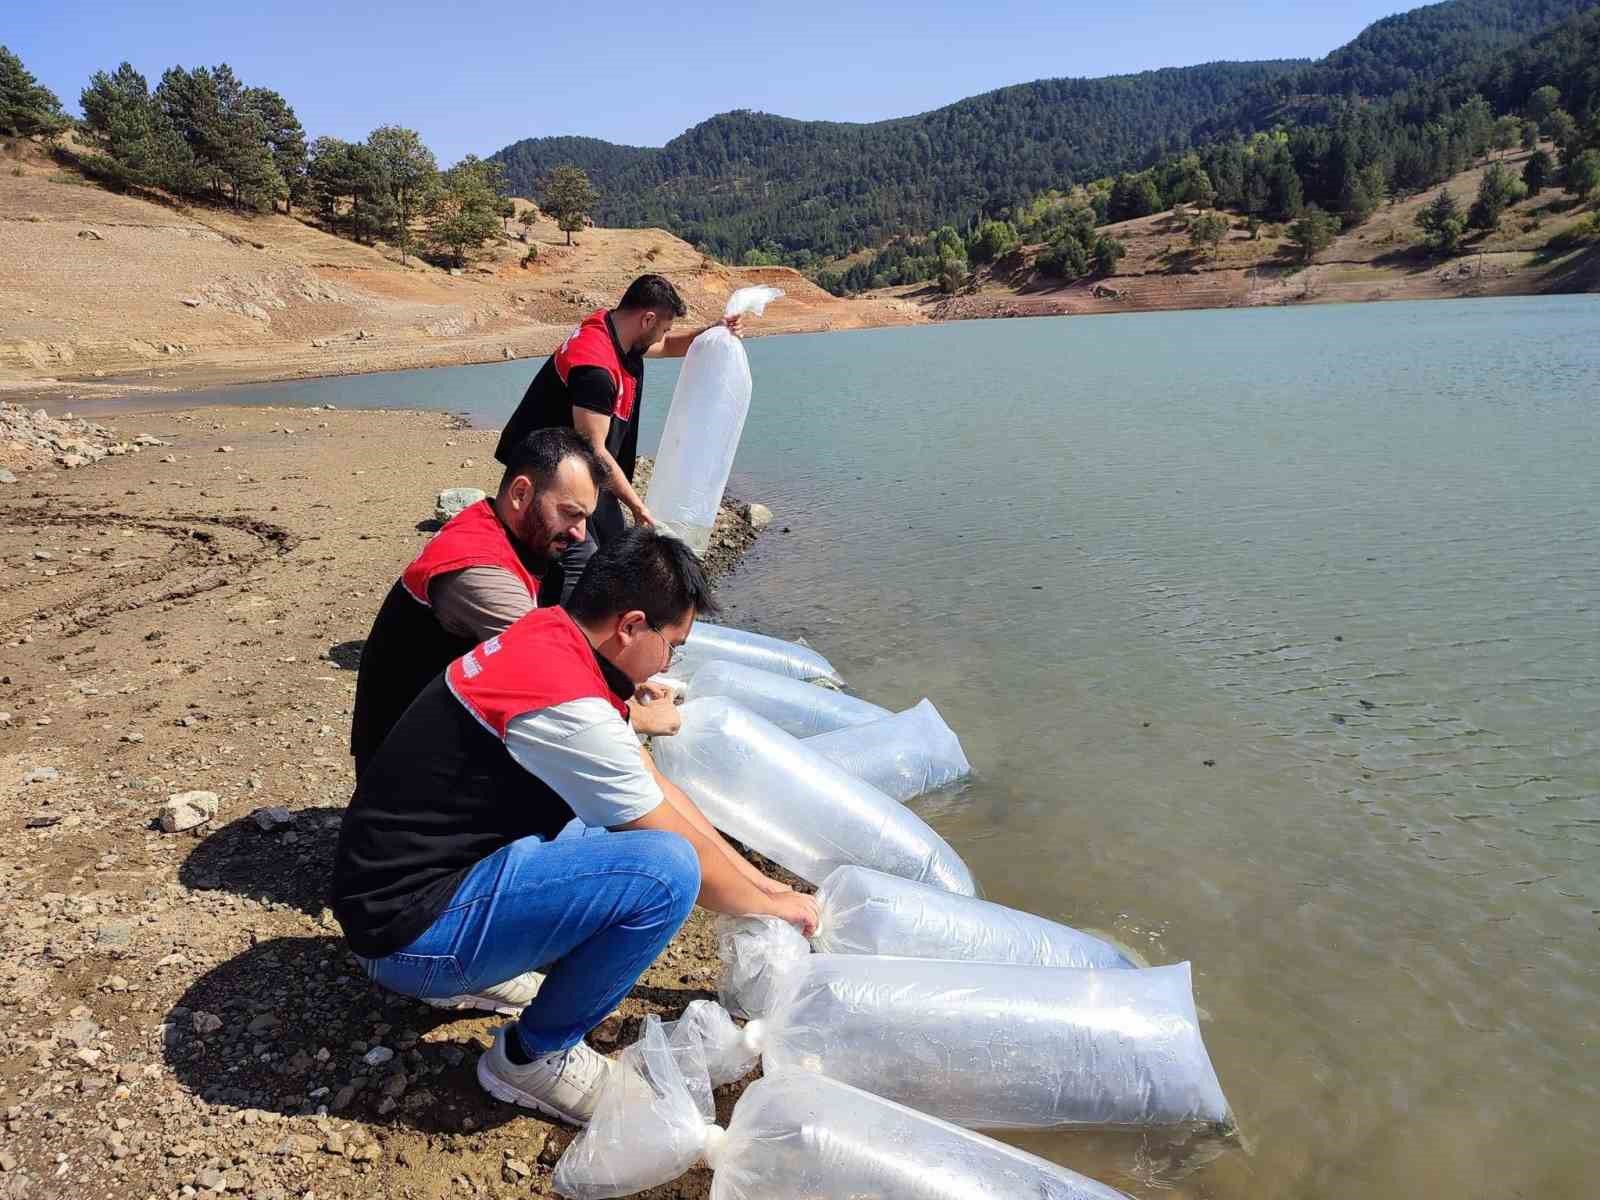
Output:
[8, 285, 1593, 416]
[0, 404, 757, 1199]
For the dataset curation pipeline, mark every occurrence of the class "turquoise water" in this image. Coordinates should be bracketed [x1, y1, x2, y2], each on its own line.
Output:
[168, 296, 1599, 1197]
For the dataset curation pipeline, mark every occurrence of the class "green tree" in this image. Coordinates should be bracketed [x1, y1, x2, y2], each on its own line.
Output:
[243, 88, 307, 214]
[1340, 161, 1388, 225]
[366, 125, 438, 265]
[0, 45, 68, 138]
[1468, 161, 1525, 230]
[210, 65, 282, 211]
[1566, 150, 1600, 202]
[497, 195, 516, 232]
[1415, 189, 1466, 255]
[1038, 232, 1090, 280]
[1286, 205, 1339, 263]
[427, 156, 502, 266]
[1491, 115, 1523, 159]
[1458, 94, 1495, 161]
[1523, 148, 1554, 196]
[540, 164, 598, 245]
[516, 206, 538, 239]
[308, 136, 383, 241]
[1547, 110, 1579, 161]
[970, 219, 1019, 262]
[1092, 235, 1125, 275]
[1189, 211, 1229, 257]
[79, 63, 189, 189]
[1526, 85, 1562, 132]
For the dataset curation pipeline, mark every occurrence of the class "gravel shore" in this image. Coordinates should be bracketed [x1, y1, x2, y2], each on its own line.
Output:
[0, 405, 763, 1200]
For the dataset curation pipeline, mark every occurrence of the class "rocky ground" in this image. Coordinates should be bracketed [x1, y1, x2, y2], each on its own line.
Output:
[0, 406, 763, 1200]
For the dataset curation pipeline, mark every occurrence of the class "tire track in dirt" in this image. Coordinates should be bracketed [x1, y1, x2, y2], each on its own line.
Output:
[1, 501, 298, 638]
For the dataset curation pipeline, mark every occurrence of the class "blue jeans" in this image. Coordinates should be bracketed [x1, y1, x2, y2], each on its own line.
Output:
[362, 830, 699, 1055]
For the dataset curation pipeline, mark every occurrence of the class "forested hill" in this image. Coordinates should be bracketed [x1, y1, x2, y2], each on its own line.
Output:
[490, 0, 1600, 260]
[1192, 0, 1600, 138]
[493, 60, 1303, 261]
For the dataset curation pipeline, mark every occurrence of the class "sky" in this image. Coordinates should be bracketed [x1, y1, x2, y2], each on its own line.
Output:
[10, 1, 1416, 164]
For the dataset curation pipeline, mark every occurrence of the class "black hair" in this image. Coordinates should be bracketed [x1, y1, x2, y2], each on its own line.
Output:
[566, 526, 720, 627]
[496, 427, 606, 496]
[617, 273, 687, 318]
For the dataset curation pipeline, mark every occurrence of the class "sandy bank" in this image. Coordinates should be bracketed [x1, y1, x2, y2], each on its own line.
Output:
[0, 404, 761, 1198]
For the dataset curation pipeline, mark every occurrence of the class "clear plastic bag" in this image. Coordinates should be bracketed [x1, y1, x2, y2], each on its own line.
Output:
[736, 955, 1231, 1129]
[813, 864, 1131, 968]
[685, 659, 888, 737]
[645, 286, 782, 553]
[804, 699, 971, 800]
[670, 621, 843, 685]
[717, 915, 814, 1019]
[651, 697, 975, 894]
[552, 1014, 1131, 1200]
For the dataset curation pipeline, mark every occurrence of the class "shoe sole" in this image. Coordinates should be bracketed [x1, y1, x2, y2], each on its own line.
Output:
[425, 994, 525, 1017]
[475, 1054, 586, 1126]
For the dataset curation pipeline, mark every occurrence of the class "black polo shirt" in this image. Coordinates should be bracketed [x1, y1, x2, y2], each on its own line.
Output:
[496, 311, 644, 544]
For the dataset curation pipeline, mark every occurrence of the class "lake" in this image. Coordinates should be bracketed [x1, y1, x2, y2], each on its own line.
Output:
[168, 296, 1600, 1198]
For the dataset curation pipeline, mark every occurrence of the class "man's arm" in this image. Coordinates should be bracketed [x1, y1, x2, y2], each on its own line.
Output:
[640, 746, 792, 896]
[429, 567, 536, 642]
[504, 705, 815, 932]
[619, 800, 816, 932]
[571, 406, 650, 526]
[643, 314, 743, 359]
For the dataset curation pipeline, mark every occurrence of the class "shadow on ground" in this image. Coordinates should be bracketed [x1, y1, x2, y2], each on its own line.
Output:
[327, 640, 365, 670]
[162, 934, 526, 1138]
[180, 805, 345, 915]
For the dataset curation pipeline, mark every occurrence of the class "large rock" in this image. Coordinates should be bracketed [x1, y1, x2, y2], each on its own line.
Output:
[159, 791, 219, 833]
[434, 487, 486, 524]
[745, 502, 774, 532]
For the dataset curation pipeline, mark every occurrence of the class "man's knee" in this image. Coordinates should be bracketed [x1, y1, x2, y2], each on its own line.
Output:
[636, 830, 700, 919]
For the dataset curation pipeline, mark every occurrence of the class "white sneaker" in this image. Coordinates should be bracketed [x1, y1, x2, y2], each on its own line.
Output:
[425, 970, 544, 1017]
[476, 1025, 614, 1125]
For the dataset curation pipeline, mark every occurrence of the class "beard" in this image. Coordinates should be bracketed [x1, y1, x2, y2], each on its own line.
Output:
[515, 511, 573, 573]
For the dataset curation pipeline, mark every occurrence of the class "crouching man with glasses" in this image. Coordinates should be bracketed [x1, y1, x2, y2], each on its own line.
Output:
[330, 528, 815, 1125]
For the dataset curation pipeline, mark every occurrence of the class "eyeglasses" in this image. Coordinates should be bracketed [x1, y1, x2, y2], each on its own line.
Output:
[644, 622, 676, 670]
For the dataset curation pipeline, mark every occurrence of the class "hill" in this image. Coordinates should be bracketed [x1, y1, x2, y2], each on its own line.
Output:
[490, 0, 1600, 261]
[0, 139, 918, 395]
[873, 145, 1599, 320]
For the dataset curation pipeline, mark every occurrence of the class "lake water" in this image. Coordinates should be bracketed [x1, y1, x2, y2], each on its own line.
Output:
[171, 296, 1598, 1198]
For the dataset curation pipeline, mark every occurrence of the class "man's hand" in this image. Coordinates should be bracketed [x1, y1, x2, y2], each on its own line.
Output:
[628, 691, 680, 737]
[629, 501, 655, 528]
[722, 314, 744, 338]
[764, 890, 819, 937]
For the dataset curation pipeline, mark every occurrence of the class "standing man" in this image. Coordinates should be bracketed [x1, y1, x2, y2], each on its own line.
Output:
[495, 274, 740, 605]
[331, 529, 817, 1125]
[349, 428, 605, 777]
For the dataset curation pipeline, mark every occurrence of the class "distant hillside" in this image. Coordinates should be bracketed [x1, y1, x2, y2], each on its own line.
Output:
[1193, 0, 1600, 137]
[491, 0, 1600, 261]
[495, 63, 1301, 261]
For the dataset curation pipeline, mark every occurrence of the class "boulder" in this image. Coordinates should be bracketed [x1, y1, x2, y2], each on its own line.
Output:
[159, 791, 219, 833]
[745, 502, 774, 532]
[434, 487, 486, 524]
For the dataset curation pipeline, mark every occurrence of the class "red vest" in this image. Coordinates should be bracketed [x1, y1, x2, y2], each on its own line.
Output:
[555, 308, 638, 422]
[447, 607, 629, 740]
[401, 499, 541, 608]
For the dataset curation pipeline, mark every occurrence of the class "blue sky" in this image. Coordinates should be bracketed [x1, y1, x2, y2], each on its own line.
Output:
[11, 1, 1411, 164]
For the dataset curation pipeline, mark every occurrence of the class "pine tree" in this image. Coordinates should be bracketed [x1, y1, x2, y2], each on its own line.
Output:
[1415, 189, 1466, 255]
[1523, 149, 1553, 195]
[244, 88, 307, 214]
[0, 45, 68, 138]
[1286, 205, 1339, 263]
